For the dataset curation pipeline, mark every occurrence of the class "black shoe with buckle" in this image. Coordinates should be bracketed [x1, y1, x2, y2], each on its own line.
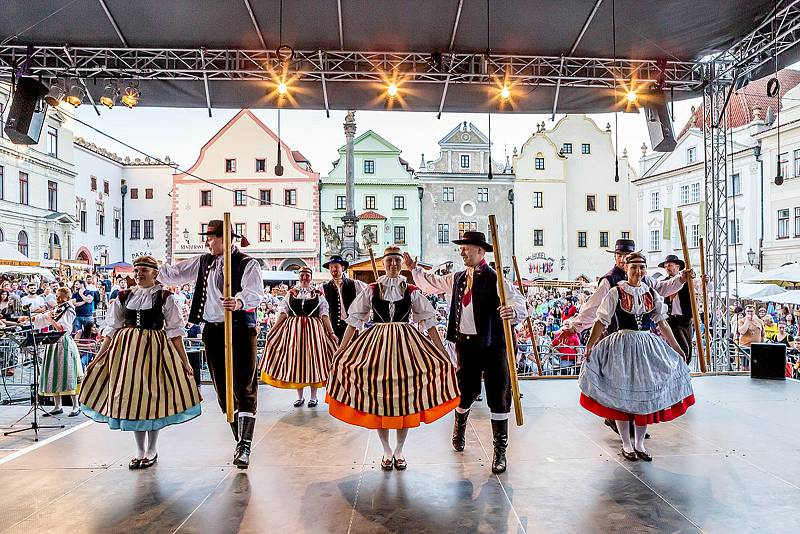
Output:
[128, 458, 142, 469]
[620, 447, 638, 461]
[380, 456, 394, 471]
[452, 410, 469, 452]
[634, 448, 653, 462]
[307, 399, 318, 408]
[393, 456, 407, 470]
[139, 454, 158, 469]
[293, 398, 305, 408]
[490, 419, 508, 474]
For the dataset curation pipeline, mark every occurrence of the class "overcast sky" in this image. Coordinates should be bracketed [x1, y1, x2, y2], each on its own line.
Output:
[72, 98, 700, 178]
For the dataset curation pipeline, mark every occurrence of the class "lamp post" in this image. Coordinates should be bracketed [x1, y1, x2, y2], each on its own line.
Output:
[183, 228, 189, 244]
[747, 248, 757, 267]
[120, 182, 128, 262]
[560, 256, 566, 272]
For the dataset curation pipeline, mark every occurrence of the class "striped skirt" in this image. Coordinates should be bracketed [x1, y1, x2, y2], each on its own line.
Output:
[39, 335, 83, 396]
[326, 323, 460, 429]
[260, 316, 336, 388]
[79, 327, 202, 431]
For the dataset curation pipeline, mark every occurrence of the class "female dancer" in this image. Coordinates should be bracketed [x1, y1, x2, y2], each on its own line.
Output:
[28, 287, 83, 417]
[579, 252, 694, 461]
[80, 256, 201, 469]
[260, 266, 338, 407]
[327, 245, 459, 470]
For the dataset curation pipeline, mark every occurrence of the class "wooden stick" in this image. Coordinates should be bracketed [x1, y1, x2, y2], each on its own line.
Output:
[367, 244, 381, 292]
[699, 238, 711, 369]
[488, 215, 523, 426]
[512, 255, 542, 376]
[223, 212, 235, 423]
[676, 211, 707, 373]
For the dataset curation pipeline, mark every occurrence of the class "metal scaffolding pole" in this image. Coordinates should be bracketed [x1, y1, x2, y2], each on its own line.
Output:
[702, 61, 732, 371]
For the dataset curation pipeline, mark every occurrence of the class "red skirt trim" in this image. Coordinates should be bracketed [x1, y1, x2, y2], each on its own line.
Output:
[579, 392, 695, 425]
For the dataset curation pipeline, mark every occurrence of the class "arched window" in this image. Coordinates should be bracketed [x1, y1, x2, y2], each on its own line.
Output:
[49, 233, 61, 260]
[17, 231, 29, 257]
[0, 227, 4, 242]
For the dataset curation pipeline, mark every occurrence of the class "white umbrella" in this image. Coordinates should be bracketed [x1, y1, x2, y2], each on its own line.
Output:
[736, 283, 786, 299]
[753, 290, 800, 305]
[0, 265, 55, 281]
[743, 262, 800, 286]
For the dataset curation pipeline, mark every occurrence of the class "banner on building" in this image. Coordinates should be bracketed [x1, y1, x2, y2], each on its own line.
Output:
[662, 207, 672, 240]
[699, 201, 706, 236]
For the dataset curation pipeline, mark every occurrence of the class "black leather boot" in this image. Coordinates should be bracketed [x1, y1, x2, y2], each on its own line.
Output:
[490, 419, 508, 474]
[452, 410, 469, 452]
[229, 421, 239, 442]
[233, 416, 256, 469]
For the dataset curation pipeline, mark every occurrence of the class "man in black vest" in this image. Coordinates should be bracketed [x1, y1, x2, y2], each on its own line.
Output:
[321, 255, 368, 342]
[659, 254, 694, 364]
[404, 231, 527, 474]
[159, 219, 263, 469]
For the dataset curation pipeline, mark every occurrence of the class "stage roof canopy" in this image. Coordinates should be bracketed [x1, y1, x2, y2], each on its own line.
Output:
[1, 0, 799, 113]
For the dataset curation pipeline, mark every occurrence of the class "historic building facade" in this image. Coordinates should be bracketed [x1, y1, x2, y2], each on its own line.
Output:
[513, 114, 637, 282]
[417, 121, 513, 270]
[172, 109, 320, 270]
[321, 130, 420, 260]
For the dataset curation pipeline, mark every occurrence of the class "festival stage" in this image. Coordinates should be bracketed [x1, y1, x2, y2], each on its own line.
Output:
[0, 376, 798, 533]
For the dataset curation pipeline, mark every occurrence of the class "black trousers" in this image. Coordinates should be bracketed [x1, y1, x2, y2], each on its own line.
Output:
[668, 316, 693, 365]
[202, 322, 259, 414]
[455, 336, 511, 413]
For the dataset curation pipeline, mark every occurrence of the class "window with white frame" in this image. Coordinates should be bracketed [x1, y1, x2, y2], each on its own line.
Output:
[581, 143, 591, 154]
[535, 157, 545, 170]
[533, 229, 544, 246]
[686, 146, 697, 164]
[599, 231, 609, 248]
[393, 195, 405, 209]
[47, 126, 58, 157]
[650, 191, 660, 211]
[679, 185, 690, 205]
[477, 188, 488, 202]
[577, 231, 587, 248]
[562, 143, 572, 154]
[649, 229, 661, 252]
[394, 226, 406, 244]
[779, 153, 789, 178]
[442, 187, 455, 202]
[689, 224, 700, 248]
[460, 154, 470, 168]
[234, 189, 246, 206]
[690, 182, 701, 203]
[336, 195, 345, 210]
[795, 208, 800, 237]
[364, 195, 376, 210]
[621, 231, 630, 239]
[778, 209, 790, 238]
[608, 195, 618, 211]
[364, 160, 375, 174]
[533, 191, 543, 208]
[728, 173, 741, 196]
[437, 224, 449, 243]
[729, 219, 742, 244]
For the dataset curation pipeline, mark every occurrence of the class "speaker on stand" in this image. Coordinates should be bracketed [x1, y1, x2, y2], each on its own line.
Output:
[3, 77, 48, 145]
[644, 89, 677, 152]
[750, 343, 786, 380]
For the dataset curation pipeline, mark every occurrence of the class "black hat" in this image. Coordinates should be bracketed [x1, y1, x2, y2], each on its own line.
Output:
[199, 219, 250, 247]
[322, 255, 349, 270]
[607, 238, 636, 254]
[452, 231, 493, 252]
[658, 254, 686, 270]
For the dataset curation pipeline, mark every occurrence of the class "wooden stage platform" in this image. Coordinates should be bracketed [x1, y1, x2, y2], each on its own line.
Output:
[0, 376, 797, 533]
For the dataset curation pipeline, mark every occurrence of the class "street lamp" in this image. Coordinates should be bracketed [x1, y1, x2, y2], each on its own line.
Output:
[747, 248, 757, 267]
[183, 228, 190, 244]
[560, 256, 566, 270]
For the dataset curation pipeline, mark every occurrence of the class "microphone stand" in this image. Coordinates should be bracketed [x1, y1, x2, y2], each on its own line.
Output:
[3, 305, 65, 441]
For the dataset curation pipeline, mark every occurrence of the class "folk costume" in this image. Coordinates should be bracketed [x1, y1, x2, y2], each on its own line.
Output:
[659, 254, 693, 364]
[322, 255, 369, 342]
[260, 267, 338, 407]
[34, 300, 83, 417]
[158, 220, 263, 469]
[578, 254, 694, 461]
[411, 231, 528, 474]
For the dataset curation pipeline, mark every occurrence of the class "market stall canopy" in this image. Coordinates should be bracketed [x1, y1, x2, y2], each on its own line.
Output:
[1, 0, 796, 113]
[0, 241, 38, 267]
[96, 261, 133, 270]
[743, 262, 800, 287]
[0, 264, 55, 281]
[753, 289, 800, 305]
[736, 283, 786, 299]
[262, 270, 299, 282]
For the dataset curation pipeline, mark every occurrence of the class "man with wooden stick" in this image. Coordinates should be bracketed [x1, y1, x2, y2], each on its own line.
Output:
[659, 254, 695, 364]
[403, 231, 527, 474]
[159, 219, 263, 468]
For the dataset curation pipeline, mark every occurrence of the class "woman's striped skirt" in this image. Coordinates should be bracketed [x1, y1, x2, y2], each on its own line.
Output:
[326, 322, 460, 429]
[260, 316, 336, 388]
[39, 335, 83, 396]
[79, 327, 202, 431]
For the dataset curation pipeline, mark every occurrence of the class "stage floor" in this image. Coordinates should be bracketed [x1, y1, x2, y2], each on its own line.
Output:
[0, 376, 798, 533]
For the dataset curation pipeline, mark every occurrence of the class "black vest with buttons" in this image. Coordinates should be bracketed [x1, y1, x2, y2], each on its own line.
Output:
[287, 294, 321, 317]
[446, 264, 504, 348]
[187, 251, 257, 327]
[370, 284, 412, 323]
[666, 276, 692, 326]
[600, 265, 627, 334]
[323, 278, 358, 337]
[118, 288, 168, 330]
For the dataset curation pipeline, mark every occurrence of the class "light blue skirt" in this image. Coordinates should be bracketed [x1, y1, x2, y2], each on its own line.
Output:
[578, 330, 693, 415]
[81, 403, 201, 431]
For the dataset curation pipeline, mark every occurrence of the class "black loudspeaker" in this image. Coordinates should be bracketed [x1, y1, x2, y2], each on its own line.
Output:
[750, 342, 786, 380]
[4, 77, 48, 145]
[644, 90, 676, 152]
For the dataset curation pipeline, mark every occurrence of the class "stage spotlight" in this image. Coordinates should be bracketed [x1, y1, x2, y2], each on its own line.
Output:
[387, 83, 398, 98]
[44, 82, 65, 107]
[500, 84, 511, 100]
[626, 90, 638, 104]
[277, 81, 288, 97]
[120, 84, 140, 108]
[64, 84, 85, 107]
[99, 84, 117, 109]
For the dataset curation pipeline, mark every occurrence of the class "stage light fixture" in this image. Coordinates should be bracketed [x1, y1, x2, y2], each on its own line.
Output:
[626, 89, 638, 104]
[99, 84, 117, 109]
[120, 84, 140, 108]
[500, 84, 511, 100]
[64, 84, 85, 107]
[44, 81, 65, 107]
[277, 81, 288, 97]
[387, 83, 398, 98]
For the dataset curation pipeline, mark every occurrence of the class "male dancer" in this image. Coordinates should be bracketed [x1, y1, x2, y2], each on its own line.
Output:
[659, 254, 693, 364]
[159, 219, 263, 468]
[404, 231, 527, 474]
[558, 239, 692, 436]
[321, 255, 368, 342]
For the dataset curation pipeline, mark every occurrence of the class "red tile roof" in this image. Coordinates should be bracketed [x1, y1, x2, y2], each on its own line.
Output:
[291, 150, 309, 163]
[678, 69, 800, 138]
[358, 210, 387, 220]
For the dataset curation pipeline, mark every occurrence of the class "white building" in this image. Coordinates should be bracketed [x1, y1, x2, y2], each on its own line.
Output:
[172, 109, 320, 270]
[512, 115, 637, 282]
[638, 69, 800, 277]
[0, 83, 77, 264]
[754, 71, 800, 270]
[73, 137, 176, 265]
